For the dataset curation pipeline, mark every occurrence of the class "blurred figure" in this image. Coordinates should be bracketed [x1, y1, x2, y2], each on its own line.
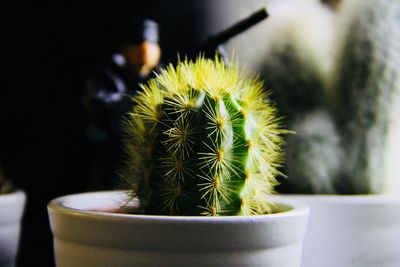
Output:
[82, 18, 162, 190]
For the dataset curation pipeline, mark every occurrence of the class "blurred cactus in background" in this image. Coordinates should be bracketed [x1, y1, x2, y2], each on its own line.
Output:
[255, 0, 400, 194]
[256, 0, 341, 193]
[121, 56, 286, 216]
[331, 0, 400, 194]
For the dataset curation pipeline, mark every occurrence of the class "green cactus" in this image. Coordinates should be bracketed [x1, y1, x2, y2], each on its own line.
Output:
[121, 56, 286, 216]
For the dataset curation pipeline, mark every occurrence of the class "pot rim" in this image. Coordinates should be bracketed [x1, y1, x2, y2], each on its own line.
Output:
[285, 193, 400, 205]
[0, 190, 26, 203]
[48, 190, 309, 223]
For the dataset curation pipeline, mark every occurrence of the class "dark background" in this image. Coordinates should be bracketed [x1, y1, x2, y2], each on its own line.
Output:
[1, 1, 215, 266]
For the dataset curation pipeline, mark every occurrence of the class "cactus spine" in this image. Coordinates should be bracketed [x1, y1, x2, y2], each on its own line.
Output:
[122, 56, 285, 216]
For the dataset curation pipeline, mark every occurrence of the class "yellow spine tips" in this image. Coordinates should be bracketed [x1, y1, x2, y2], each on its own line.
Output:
[240, 198, 246, 209]
[244, 170, 251, 181]
[216, 149, 224, 162]
[185, 101, 194, 111]
[212, 175, 221, 190]
[216, 118, 225, 130]
[241, 108, 248, 119]
[210, 207, 217, 216]
[246, 139, 253, 150]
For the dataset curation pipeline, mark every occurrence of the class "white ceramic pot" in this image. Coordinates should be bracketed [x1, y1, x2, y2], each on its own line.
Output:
[48, 191, 310, 267]
[0, 190, 26, 267]
[288, 194, 400, 267]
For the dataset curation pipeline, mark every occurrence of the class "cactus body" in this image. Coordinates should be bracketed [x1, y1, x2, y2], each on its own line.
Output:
[281, 110, 343, 194]
[332, 0, 400, 193]
[122, 57, 285, 216]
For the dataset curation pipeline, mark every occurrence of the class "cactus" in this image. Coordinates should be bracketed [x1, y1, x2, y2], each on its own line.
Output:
[281, 110, 343, 194]
[121, 56, 286, 216]
[256, 0, 339, 194]
[331, 0, 400, 193]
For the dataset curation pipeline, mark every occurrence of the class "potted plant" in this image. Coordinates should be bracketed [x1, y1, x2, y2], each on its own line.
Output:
[255, 0, 400, 266]
[0, 165, 26, 267]
[48, 56, 310, 267]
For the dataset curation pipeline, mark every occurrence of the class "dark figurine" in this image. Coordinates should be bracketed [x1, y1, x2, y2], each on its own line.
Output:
[82, 19, 162, 189]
